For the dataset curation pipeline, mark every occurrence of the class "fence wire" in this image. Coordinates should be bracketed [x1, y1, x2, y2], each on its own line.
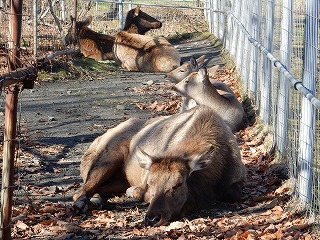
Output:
[210, 0, 319, 218]
[0, 0, 319, 224]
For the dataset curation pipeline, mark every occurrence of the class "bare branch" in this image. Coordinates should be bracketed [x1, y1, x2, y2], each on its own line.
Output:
[38, 48, 80, 64]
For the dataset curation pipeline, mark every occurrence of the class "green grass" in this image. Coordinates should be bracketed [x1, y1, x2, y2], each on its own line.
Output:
[37, 57, 119, 83]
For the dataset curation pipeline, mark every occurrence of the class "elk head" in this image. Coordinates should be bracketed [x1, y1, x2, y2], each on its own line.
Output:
[136, 146, 214, 226]
[165, 55, 206, 83]
[173, 67, 216, 99]
[65, 16, 93, 46]
[123, 6, 162, 34]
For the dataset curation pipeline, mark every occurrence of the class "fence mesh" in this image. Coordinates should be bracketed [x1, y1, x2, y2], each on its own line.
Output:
[0, 0, 319, 226]
[0, 0, 208, 67]
[216, 0, 319, 218]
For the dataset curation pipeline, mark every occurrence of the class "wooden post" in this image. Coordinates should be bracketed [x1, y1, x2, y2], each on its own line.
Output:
[0, 0, 23, 239]
[0, 85, 19, 240]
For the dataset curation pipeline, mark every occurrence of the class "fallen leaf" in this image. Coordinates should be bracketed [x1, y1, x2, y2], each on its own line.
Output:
[16, 220, 28, 230]
[39, 219, 56, 226]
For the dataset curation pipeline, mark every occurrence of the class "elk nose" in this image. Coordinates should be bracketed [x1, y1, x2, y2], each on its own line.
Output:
[145, 214, 161, 226]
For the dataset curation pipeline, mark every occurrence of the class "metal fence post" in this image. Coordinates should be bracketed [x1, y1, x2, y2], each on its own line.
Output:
[60, 0, 65, 21]
[33, 0, 38, 57]
[249, 0, 261, 99]
[208, 0, 213, 34]
[219, 0, 226, 42]
[118, 0, 124, 30]
[298, 0, 318, 204]
[212, 0, 218, 37]
[260, 0, 275, 124]
[230, 0, 240, 57]
[276, 0, 293, 155]
[129, 0, 132, 10]
[242, 0, 251, 89]
[235, 0, 244, 72]
[225, 0, 232, 50]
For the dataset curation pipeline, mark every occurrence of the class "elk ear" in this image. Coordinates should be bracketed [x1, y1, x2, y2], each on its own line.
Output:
[196, 55, 207, 67]
[197, 68, 208, 83]
[83, 16, 93, 26]
[188, 146, 215, 174]
[136, 147, 153, 170]
[190, 57, 198, 71]
[207, 65, 219, 77]
[134, 5, 141, 17]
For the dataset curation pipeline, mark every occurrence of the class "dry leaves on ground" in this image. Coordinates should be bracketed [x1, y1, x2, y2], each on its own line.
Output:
[9, 66, 319, 239]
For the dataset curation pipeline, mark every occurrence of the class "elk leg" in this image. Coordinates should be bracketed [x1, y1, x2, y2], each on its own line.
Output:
[73, 160, 123, 212]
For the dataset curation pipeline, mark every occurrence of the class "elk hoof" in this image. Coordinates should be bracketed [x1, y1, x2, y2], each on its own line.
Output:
[73, 196, 89, 214]
[90, 193, 103, 210]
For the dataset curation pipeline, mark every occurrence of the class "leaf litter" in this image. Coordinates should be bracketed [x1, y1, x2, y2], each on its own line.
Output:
[7, 66, 319, 239]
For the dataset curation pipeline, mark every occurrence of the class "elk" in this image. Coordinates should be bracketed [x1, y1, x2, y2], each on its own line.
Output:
[122, 5, 162, 34]
[112, 7, 180, 72]
[72, 117, 159, 213]
[65, 16, 115, 61]
[173, 68, 246, 132]
[166, 56, 236, 111]
[65, 6, 162, 61]
[73, 105, 247, 226]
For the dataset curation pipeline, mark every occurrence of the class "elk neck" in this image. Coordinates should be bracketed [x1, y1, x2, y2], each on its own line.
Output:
[196, 81, 231, 108]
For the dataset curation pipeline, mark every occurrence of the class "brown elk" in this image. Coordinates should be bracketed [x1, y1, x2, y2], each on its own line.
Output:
[72, 117, 158, 213]
[65, 16, 115, 61]
[122, 5, 162, 34]
[73, 105, 246, 226]
[112, 8, 180, 72]
[166, 56, 236, 111]
[65, 6, 162, 61]
[165, 55, 234, 93]
[173, 68, 246, 132]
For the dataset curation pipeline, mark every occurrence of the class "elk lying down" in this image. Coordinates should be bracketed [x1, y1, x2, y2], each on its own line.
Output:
[173, 68, 246, 132]
[113, 8, 180, 72]
[166, 56, 236, 110]
[65, 6, 162, 61]
[73, 105, 247, 226]
[72, 117, 159, 213]
[65, 16, 115, 61]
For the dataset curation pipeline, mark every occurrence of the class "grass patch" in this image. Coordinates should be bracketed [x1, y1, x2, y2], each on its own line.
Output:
[37, 55, 119, 83]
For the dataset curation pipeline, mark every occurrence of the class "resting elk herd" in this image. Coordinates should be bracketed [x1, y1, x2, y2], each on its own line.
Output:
[67, 6, 248, 226]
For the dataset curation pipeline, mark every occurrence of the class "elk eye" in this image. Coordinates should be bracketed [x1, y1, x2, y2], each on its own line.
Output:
[180, 69, 185, 72]
[184, 79, 189, 84]
[173, 182, 183, 190]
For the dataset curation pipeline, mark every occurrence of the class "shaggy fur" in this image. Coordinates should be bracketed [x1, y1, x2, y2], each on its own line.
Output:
[73, 105, 246, 226]
[65, 6, 162, 61]
[65, 16, 115, 61]
[113, 32, 181, 72]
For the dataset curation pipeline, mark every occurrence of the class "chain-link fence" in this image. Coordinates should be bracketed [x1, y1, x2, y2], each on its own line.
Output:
[0, 0, 209, 66]
[210, 0, 319, 217]
[0, 0, 319, 226]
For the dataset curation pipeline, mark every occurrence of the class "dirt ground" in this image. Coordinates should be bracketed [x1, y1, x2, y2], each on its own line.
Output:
[1, 34, 318, 239]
